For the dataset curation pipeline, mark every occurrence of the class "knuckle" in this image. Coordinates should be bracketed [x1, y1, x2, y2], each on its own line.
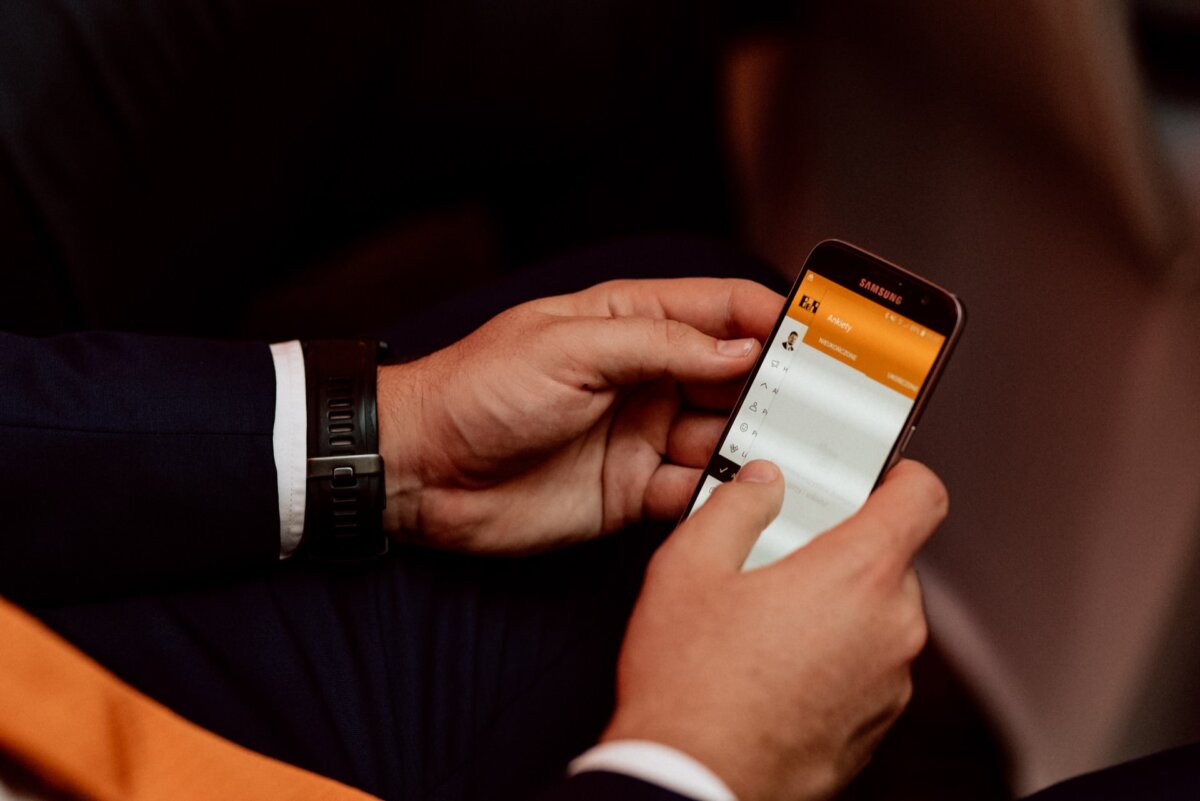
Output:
[721, 280, 739, 333]
[656, 317, 689, 347]
[592, 278, 624, 294]
[597, 280, 636, 315]
[863, 561, 900, 600]
[896, 674, 915, 712]
[925, 474, 950, 519]
[843, 534, 887, 585]
[530, 313, 569, 343]
[805, 761, 843, 801]
[903, 610, 930, 660]
[599, 278, 634, 295]
[485, 305, 527, 334]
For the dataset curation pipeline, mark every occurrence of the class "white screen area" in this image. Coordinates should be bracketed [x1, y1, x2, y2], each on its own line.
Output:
[689, 317, 916, 570]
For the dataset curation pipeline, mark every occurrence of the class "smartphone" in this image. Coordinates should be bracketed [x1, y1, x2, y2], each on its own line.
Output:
[684, 240, 966, 569]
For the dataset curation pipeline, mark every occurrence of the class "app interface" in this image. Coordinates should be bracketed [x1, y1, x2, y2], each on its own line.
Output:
[688, 270, 946, 570]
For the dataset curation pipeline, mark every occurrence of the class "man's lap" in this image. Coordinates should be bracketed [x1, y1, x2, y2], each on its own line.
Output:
[32, 526, 663, 800]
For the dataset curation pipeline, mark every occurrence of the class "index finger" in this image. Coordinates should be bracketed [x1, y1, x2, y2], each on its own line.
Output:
[803, 460, 949, 573]
[542, 278, 786, 343]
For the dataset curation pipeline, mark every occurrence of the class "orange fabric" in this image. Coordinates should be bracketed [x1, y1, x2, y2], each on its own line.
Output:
[0, 596, 380, 801]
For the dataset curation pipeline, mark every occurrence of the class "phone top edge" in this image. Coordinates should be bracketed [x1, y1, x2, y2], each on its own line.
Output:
[679, 240, 966, 529]
[810, 239, 963, 303]
[801, 240, 964, 336]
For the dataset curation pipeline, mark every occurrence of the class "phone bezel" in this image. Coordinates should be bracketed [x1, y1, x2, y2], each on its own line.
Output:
[806, 240, 963, 335]
[682, 239, 966, 521]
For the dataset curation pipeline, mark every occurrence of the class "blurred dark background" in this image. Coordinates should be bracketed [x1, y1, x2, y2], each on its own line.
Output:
[4, 0, 1200, 798]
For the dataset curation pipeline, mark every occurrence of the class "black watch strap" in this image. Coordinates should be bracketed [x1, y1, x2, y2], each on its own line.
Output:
[301, 340, 389, 562]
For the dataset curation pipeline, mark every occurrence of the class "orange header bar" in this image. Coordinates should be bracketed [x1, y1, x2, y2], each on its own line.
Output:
[785, 272, 943, 399]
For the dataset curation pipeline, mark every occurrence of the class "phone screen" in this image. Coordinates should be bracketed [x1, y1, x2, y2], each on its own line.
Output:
[686, 248, 961, 570]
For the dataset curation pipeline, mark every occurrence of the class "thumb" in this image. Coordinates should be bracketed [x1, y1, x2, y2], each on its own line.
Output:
[669, 460, 785, 573]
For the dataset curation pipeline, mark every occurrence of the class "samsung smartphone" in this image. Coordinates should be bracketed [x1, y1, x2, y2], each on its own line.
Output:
[683, 240, 965, 570]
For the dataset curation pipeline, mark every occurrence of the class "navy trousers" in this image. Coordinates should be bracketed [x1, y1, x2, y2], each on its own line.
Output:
[35, 527, 658, 801]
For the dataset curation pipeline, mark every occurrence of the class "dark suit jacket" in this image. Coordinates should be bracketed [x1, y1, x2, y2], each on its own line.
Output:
[0, 331, 280, 604]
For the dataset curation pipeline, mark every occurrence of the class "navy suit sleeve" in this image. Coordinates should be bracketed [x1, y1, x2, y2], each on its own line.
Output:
[0, 331, 281, 604]
[539, 772, 696, 801]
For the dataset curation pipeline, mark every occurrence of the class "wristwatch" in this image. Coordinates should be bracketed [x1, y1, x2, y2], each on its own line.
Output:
[300, 340, 390, 562]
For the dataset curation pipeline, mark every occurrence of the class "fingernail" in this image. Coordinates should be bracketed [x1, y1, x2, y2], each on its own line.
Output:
[718, 338, 755, 357]
[736, 461, 779, 484]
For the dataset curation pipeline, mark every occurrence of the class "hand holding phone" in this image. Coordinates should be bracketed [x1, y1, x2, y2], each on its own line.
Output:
[683, 240, 965, 569]
[608, 458, 948, 801]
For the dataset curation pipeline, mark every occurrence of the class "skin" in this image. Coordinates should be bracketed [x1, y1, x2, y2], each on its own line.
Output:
[374, 278, 947, 800]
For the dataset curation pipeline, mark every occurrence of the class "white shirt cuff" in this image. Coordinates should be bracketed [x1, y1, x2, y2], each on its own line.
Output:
[269, 340, 307, 559]
[569, 741, 737, 801]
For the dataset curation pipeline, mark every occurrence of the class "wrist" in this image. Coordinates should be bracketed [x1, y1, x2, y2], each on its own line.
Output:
[377, 363, 425, 535]
[601, 713, 793, 801]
